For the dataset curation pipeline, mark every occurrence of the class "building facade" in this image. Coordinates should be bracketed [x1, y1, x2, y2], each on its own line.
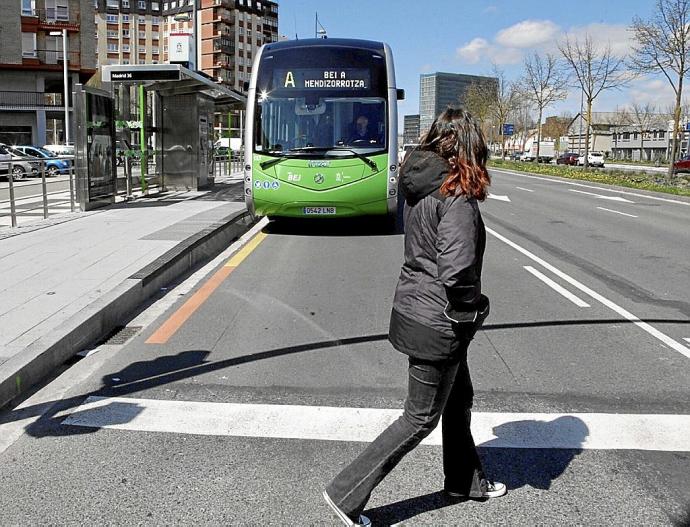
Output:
[403, 114, 420, 144]
[94, 0, 163, 67]
[0, 0, 96, 145]
[418, 72, 498, 135]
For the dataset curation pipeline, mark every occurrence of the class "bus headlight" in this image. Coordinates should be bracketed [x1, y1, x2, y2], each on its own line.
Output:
[389, 189, 397, 196]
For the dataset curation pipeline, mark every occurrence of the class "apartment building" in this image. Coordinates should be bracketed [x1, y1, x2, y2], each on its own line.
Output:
[0, 0, 96, 145]
[94, 0, 163, 67]
[160, 0, 279, 93]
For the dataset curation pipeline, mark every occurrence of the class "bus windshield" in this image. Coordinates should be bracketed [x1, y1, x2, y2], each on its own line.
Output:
[256, 96, 386, 153]
[254, 45, 389, 156]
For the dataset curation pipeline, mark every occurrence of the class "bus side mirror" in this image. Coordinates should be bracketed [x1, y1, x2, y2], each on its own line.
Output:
[397, 89, 405, 100]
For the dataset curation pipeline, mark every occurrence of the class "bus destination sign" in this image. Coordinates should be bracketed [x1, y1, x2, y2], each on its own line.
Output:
[275, 69, 370, 90]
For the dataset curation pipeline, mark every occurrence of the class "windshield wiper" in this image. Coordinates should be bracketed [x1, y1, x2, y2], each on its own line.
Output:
[328, 147, 379, 172]
[259, 146, 379, 172]
[259, 152, 297, 170]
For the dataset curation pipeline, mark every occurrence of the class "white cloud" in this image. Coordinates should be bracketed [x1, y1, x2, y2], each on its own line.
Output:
[627, 78, 675, 108]
[457, 38, 523, 65]
[457, 38, 489, 64]
[495, 20, 561, 49]
[565, 23, 633, 58]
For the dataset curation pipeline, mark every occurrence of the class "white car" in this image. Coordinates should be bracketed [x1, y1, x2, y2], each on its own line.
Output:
[42, 144, 74, 156]
[577, 151, 605, 167]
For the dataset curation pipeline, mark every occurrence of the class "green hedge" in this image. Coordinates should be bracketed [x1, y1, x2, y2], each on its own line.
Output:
[488, 160, 690, 197]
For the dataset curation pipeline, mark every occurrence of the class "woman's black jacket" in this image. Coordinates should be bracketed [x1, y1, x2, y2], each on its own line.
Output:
[389, 150, 488, 362]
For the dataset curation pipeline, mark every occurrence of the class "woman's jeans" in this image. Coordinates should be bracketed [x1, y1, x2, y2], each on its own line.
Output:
[326, 352, 485, 518]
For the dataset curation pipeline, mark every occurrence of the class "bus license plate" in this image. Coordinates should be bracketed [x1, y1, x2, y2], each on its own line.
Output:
[303, 206, 336, 215]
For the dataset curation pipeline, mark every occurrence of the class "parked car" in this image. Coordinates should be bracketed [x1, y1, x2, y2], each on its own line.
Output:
[0, 144, 10, 177]
[577, 151, 605, 167]
[673, 155, 690, 173]
[556, 152, 580, 165]
[0, 144, 40, 180]
[519, 151, 534, 161]
[13, 145, 71, 176]
[42, 144, 74, 156]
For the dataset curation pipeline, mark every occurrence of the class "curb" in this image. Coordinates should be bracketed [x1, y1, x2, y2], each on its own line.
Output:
[0, 208, 255, 410]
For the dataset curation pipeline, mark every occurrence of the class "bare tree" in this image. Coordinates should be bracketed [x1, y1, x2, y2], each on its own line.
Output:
[630, 0, 690, 178]
[559, 35, 629, 168]
[489, 66, 519, 159]
[630, 102, 657, 161]
[463, 80, 494, 141]
[608, 107, 632, 160]
[520, 52, 568, 162]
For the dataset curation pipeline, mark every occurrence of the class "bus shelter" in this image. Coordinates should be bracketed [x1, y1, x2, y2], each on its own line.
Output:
[102, 64, 246, 191]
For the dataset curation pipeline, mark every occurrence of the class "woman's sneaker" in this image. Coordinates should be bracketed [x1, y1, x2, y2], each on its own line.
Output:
[444, 479, 507, 500]
[322, 490, 371, 526]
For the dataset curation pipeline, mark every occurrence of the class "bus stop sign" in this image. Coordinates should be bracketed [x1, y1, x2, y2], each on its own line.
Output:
[503, 124, 514, 136]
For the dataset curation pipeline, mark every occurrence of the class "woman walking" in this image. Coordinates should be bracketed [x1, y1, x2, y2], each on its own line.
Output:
[323, 108, 506, 526]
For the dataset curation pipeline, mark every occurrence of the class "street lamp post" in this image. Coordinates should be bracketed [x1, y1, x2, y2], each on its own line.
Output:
[50, 29, 69, 144]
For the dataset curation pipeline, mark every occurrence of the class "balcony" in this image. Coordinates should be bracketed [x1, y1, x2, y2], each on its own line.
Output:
[0, 91, 69, 110]
[36, 8, 80, 31]
[22, 49, 82, 69]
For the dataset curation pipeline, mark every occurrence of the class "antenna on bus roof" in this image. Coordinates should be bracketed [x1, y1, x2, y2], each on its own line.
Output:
[294, 13, 298, 40]
[315, 12, 327, 39]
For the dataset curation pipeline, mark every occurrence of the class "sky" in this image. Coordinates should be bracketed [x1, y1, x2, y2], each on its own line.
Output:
[276, 0, 667, 124]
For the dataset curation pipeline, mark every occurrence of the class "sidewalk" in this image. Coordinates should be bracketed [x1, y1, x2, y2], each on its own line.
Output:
[0, 173, 252, 408]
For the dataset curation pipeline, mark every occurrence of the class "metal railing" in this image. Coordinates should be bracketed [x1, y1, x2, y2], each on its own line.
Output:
[212, 151, 244, 179]
[0, 91, 68, 109]
[1, 154, 76, 228]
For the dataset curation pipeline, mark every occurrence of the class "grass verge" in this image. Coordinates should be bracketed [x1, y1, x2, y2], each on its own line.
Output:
[488, 159, 690, 197]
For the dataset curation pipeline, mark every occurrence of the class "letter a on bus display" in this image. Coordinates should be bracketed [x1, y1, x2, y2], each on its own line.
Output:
[284, 71, 295, 88]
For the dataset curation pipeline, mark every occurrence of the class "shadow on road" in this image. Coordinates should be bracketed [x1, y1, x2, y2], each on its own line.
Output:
[366, 416, 588, 525]
[264, 216, 402, 237]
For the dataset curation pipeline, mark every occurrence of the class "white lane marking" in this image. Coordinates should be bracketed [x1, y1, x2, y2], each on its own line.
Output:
[488, 193, 511, 202]
[684, 338, 690, 344]
[524, 266, 590, 307]
[486, 227, 690, 359]
[491, 168, 689, 206]
[569, 189, 635, 203]
[61, 396, 690, 452]
[515, 186, 534, 192]
[596, 207, 638, 218]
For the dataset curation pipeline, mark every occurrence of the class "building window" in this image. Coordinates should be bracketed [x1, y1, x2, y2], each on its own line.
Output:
[106, 0, 118, 7]
[138, 30, 146, 39]
[123, 59, 130, 64]
[21, 32, 37, 57]
[152, 16, 160, 24]
[122, 29, 130, 37]
[107, 30, 118, 38]
[108, 42, 119, 51]
[139, 17, 146, 24]
[123, 44, 130, 51]
[152, 1, 159, 9]
[21, 0, 35, 16]
[152, 47, 159, 54]
[122, 0, 130, 6]
[122, 14, 130, 21]
[106, 14, 117, 22]
[45, 0, 69, 20]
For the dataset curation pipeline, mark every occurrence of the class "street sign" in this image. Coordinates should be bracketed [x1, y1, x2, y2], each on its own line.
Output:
[685, 122, 690, 131]
[503, 123, 514, 136]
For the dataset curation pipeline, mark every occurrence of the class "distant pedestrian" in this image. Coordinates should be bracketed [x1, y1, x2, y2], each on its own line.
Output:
[323, 108, 505, 526]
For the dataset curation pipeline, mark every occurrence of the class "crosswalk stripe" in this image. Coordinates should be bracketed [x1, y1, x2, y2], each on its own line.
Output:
[61, 396, 690, 452]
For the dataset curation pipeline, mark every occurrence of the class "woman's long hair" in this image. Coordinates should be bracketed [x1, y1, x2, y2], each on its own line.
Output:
[419, 108, 490, 201]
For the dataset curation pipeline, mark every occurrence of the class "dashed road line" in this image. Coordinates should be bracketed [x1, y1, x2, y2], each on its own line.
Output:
[486, 226, 690, 359]
[596, 207, 638, 218]
[61, 396, 690, 452]
[515, 186, 534, 192]
[524, 266, 590, 307]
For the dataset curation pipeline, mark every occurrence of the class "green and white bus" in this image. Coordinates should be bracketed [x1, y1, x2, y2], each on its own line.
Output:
[244, 38, 404, 219]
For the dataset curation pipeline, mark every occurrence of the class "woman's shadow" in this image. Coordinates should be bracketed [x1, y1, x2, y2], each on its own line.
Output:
[365, 416, 588, 526]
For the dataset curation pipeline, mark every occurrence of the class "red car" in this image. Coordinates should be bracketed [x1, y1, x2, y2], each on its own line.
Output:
[556, 152, 579, 165]
[673, 155, 690, 173]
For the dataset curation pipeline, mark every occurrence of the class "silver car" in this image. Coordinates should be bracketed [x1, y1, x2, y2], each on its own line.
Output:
[1, 144, 40, 180]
